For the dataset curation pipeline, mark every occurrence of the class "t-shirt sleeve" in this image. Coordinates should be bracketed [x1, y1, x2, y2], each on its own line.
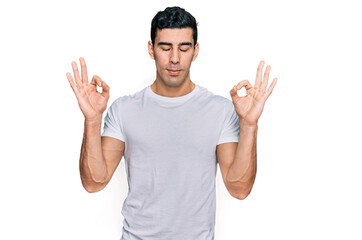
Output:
[101, 99, 125, 142]
[217, 99, 240, 145]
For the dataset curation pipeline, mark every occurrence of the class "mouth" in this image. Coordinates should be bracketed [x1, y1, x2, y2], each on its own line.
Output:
[167, 69, 182, 76]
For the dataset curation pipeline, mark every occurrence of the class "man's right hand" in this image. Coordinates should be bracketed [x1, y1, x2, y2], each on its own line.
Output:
[66, 57, 110, 123]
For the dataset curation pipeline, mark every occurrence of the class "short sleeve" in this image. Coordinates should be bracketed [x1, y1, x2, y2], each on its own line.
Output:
[101, 99, 125, 142]
[217, 99, 240, 145]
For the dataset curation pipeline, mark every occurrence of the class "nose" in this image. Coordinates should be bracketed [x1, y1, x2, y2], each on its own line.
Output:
[170, 48, 180, 64]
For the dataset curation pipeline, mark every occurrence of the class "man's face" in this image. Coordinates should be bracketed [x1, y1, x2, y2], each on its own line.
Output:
[148, 28, 199, 87]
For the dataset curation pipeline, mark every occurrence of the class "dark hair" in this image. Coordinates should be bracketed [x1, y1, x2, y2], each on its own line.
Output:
[151, 6, 198, 47]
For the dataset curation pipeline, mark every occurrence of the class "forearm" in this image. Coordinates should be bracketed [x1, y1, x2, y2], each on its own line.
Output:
[80, 117, 108, 186]
[226, 119, 258, 198]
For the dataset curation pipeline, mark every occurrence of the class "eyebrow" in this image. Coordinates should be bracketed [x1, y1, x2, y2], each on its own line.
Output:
[179, 42, 192, 46]
[157, 42, 193, 47]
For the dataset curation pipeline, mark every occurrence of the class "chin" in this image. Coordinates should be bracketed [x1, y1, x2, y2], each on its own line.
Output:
[162, 78, 186, 88]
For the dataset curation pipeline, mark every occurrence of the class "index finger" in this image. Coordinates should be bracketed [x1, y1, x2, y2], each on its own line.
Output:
[79, 57, 88, 84]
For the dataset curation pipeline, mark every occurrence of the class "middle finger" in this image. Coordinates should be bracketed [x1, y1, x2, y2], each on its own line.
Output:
[80, 57, 88, 84]
[261, 65, 271, 92]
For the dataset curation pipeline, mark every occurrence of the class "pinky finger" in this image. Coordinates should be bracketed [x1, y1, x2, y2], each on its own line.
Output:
[265, 78, 278, 98]
[66, 72, 78, 94]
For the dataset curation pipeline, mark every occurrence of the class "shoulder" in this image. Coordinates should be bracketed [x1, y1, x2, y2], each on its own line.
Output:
[109, 86, 148, 108]
[195, 85, 236, 119]
[196, 84, 232, 106]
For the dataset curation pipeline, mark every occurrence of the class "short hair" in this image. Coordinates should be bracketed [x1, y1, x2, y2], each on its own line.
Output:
[151, 6, 198, 47]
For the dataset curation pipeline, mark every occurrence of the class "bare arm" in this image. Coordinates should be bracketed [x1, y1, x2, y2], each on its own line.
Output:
[218, 60, 277, 200]
[67, 57, 124, 193]
[217, 122, 258, 200]
[79, 119, 125, 193]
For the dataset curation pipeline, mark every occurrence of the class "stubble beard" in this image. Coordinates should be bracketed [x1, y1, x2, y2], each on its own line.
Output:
[154, 52, 192, 88]
[159, 73, 188, 87]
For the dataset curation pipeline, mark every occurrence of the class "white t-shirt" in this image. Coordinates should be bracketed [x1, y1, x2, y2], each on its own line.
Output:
[102, 84, 240, 240]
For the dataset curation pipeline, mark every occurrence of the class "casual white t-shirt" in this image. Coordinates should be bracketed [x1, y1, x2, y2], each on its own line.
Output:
[102, 84, 240, 240]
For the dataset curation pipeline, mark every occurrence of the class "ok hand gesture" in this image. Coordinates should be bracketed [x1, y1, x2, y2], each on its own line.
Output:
[66, 57, 110, 122]
[230, 60, 278, 126]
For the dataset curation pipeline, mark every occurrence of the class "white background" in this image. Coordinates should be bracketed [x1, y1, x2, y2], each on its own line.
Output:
[1, 0, 361, 239]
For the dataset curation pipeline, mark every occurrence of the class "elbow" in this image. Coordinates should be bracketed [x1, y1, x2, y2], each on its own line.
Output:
[91, 175, 107, 185]
[80, 165, 108, 188]
[235, 193, 249, 200]
[83, 183, 106, 193]
[88, 168, 108, 185]
[227, 179, 255, 200]
[80, 169, 108, 193]
[81, 177, 107, 193]
[231, 191, 250, 200]
[84, 185, 100, 193]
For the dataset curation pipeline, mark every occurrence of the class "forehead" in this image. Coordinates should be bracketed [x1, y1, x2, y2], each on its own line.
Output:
[155, 28, 193, 44]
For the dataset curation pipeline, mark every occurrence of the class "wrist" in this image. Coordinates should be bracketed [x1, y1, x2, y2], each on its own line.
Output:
[84, 118, 102, 138]
[85, 115, 102, 127]
[239, 118, 258, 128]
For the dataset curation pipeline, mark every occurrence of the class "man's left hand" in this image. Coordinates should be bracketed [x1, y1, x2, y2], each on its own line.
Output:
[230, 60, 278, 126]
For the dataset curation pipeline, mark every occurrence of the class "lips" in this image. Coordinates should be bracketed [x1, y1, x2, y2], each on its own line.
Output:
[167, 69, 181, 75]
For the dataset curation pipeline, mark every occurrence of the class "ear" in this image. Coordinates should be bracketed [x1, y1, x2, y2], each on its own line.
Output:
[148, 40, 155, 60]
[192, 42, 199, 62]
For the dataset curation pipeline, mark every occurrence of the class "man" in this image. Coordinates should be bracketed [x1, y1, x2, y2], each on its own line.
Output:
[66, 6, 277, 240]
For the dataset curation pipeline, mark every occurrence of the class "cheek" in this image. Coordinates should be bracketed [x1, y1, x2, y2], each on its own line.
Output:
[182, 54, 194, 66]
[155, 52, 169, 64]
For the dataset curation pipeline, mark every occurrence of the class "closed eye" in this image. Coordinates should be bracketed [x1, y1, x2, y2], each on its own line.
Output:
[180, 47, 191, 52]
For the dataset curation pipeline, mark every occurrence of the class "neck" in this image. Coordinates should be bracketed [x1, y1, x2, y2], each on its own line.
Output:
[150, 79, 195, 97]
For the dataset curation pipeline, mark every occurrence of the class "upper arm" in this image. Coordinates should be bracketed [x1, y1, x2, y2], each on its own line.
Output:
[216, 142, 238, 193]
[101, 136, 125, 184]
